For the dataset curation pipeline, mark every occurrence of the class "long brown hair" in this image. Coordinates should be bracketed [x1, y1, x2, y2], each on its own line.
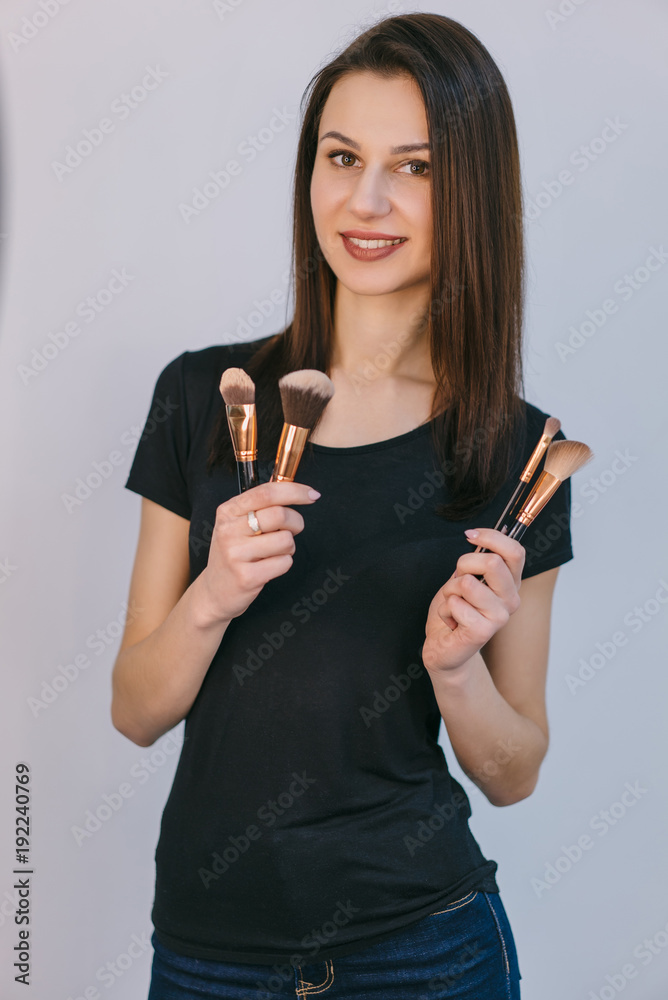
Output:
[207, 12, 527, 519]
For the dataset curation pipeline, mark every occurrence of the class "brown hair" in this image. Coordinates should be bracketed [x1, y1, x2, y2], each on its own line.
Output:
[207, 12, 527, 518]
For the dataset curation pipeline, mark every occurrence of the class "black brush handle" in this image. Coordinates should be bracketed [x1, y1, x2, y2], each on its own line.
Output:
[495, 481, 527, 534]
[508, 520, 528, 542]
[236, 459, 260, 494]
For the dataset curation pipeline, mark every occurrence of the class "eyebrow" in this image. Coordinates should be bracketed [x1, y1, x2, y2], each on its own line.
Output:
[318, 130, 431, 154]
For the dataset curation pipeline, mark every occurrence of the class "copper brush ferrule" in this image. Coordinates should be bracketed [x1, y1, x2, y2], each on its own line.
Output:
[508, 472, 562, 539]
[270, 424, 310, 482]
[225, 403, 259, 492]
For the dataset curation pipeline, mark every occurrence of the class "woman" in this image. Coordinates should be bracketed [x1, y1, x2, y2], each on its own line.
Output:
[113, 12, 573, 999]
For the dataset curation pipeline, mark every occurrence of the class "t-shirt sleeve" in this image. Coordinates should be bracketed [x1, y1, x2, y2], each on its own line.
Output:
[124, 352, 192, 520]
[519, 427, 574, 579]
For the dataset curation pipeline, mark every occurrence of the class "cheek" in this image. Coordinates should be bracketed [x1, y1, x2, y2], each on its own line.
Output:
[310, 164, 337, 226]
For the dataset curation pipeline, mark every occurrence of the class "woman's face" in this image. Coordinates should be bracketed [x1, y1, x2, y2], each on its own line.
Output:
[310, 71, 432, 297]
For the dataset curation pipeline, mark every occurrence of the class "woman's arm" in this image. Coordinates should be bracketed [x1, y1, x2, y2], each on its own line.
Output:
[426, 566, 559, 806]
[422, 526, 563, 806]
[111, 498, 233, 747]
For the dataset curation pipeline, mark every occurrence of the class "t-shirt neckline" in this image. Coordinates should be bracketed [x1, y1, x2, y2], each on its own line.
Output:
[308, 416, 437, 455]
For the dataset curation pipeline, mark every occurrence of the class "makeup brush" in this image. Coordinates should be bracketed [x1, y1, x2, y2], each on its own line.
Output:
[270, 369, 335, 482]
[473, 416, 561, 554]
[219, 368, 259, 493]
[507, 439, 593, 541]
[472, 438, 593, 583]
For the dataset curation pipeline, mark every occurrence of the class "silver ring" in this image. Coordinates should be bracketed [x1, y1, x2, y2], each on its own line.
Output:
[247, 510, 262, 535]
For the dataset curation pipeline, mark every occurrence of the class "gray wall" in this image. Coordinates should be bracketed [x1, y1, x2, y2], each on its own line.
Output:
[0, 1, 666, 997]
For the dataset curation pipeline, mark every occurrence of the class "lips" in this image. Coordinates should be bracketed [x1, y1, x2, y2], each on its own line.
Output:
[340, 232, 408, 262]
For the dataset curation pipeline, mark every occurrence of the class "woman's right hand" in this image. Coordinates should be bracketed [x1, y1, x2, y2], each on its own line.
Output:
[196, 481, 321, 625]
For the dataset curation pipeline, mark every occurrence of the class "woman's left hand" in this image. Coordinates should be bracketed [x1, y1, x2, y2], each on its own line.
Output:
[422, 528, 526, 674]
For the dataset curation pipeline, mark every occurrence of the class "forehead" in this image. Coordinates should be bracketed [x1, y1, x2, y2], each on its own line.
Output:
[319, 71, 428, 140]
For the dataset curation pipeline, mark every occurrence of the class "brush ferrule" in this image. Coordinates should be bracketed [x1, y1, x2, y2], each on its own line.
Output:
[516, 470, 561, 526]
[520, 435, 551, 482]
[225, 404, 257, 460]
[270, 424, 310, 482]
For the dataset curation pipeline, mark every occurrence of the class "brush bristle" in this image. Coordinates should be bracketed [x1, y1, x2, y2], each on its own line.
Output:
[278, 369, 335, 429]
[544, 416, 561, 438]
[219, 368, 255, 405]
[543, 440, 593, 481]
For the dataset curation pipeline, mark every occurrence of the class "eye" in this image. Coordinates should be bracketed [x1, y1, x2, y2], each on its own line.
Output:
[397, 159, 430, 176]
[327, 150, 359, 167]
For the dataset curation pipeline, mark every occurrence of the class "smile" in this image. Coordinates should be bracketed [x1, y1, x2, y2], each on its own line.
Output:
[345, 236, 407, 248]
[340, 233, 408, 261]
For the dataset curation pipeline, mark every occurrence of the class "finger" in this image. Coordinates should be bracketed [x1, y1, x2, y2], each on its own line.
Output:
[443, 593, 485, 633]
[463, 528, 525, 586]
[234, 553, 295, 592]
[454, 553, 519, 604]
[449, 574, 514, 624]
[232, 528, 297, 563]
[237, 505, 305, 537]
[223, 481, 320, 519]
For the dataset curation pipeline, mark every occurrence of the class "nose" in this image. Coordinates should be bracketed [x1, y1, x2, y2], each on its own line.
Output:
[345, 164, 391, 219]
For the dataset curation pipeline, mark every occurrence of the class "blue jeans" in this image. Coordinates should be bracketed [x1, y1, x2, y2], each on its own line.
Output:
[146, 889, 522, 998]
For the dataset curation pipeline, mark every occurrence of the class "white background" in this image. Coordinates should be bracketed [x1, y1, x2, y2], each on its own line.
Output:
[0, 1, 666, 997]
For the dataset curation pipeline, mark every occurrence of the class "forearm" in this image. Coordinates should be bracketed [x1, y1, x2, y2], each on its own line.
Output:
[426, 650, 548, 806]
[111, 570, 232, 747]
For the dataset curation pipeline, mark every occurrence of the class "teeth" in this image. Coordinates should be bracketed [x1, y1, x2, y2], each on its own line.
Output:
[346, 236, 406, 248]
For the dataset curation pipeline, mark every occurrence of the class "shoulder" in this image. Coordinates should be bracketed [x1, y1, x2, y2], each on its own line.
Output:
[152, 335, 276, 402]
[518, 398, 562, 436]
[178, 335, 276, 392]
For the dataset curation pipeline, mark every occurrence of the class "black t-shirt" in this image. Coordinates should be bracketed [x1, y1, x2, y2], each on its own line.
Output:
[124, 336, 573, 965]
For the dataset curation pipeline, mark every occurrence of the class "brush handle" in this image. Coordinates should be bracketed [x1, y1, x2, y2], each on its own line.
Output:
[495, 480, 529, 534]
[236, 459, 260, 494]
[507, 520, 528, 542]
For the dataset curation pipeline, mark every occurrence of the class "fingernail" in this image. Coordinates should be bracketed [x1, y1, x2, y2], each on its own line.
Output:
[464, 529, 479, 539]
[308, 488, 321, 499]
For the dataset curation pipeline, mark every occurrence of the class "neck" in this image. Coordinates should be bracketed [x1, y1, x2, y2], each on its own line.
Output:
[330, 280, 434, 382]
